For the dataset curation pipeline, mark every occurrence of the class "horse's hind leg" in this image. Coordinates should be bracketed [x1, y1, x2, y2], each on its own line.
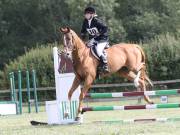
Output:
[130, 61, 154, 104]
[137, 79, 153, 104]
[138, 68, 154, 104]
[118, 68, 154, 104]
[118, 67, 136, 81]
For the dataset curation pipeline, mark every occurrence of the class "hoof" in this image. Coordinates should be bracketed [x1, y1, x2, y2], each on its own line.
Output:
[151, 101, 154, 104]
[68, 95, 72, 101]
[149, 101, 154, 104]
[75, 115, 83, 123]
[75, 117, 81, 121]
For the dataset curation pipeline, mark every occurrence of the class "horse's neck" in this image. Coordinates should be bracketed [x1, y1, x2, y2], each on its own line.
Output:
[72, 34, 87, 64]
[71, 32, 99, 75]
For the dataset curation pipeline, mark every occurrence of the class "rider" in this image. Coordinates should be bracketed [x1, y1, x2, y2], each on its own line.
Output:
[81, 6, 109, 72]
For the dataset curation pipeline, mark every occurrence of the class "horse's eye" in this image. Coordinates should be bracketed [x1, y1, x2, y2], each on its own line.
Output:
[66, 37, 70, 40]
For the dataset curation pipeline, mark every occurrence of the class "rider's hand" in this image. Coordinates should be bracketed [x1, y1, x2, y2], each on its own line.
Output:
[87, 38, 96, 47]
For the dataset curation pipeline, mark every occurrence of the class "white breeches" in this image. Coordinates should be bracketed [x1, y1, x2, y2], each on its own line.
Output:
[87, 38, 108, 57]
[95, 42, 108, 57]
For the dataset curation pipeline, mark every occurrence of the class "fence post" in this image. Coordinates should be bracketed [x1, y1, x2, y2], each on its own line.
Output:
[9, 72, 16, 101]
[18, 70, 22, 114]
[32, 70, 39, 113]
[9, 72, 18, 114]
[9, 72, 14, 101]
[26, 70, 31, 113]
[11, 72, 17, 102]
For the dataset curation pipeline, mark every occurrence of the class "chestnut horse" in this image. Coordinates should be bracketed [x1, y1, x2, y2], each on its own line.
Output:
[60, 27, 153, 120]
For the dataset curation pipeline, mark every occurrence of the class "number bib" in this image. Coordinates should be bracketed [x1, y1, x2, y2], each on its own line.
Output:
[87, 27, 99, 36]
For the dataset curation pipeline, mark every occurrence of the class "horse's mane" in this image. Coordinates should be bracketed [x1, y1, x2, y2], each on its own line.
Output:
[70, 29, 85, 47]
[69, 29, 88, 62]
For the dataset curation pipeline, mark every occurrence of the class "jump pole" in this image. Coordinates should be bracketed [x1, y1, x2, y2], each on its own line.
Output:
[85, 89, 180, 99]
[32, 70, 39, 113]
[94, 117, 180, 124]
[18, 70, 22, 114]
[82, 103, 180, 112]
[26, 70, 31, 113]
[9, 72, 16, 101]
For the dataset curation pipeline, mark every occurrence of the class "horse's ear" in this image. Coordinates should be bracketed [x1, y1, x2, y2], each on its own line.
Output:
[60, 27, 70, 33]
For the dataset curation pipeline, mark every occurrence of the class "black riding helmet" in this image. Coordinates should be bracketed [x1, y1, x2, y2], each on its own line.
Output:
[84, 6, 96, 14]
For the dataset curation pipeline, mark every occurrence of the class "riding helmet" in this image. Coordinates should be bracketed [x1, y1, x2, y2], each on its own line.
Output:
[84, 6, 96, 14]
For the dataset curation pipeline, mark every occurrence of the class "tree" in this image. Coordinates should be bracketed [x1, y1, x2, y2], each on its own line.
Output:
[115, 0, 180, 42]
[0, 0, 179, 69]
[0, 0, 69, 68]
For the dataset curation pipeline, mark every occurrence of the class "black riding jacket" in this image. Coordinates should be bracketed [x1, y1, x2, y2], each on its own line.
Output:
[81, 17, 109, 42]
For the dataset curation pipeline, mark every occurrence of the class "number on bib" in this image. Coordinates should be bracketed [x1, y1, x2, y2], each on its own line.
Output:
[87, 27, 99, 36]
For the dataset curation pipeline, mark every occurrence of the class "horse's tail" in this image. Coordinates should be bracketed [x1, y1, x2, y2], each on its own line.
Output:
[134, 45, 146, 63]
[135, 45, 153, 87]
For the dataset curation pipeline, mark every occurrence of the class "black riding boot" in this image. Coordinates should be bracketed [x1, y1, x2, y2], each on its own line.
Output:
[99, 55, 109, 72]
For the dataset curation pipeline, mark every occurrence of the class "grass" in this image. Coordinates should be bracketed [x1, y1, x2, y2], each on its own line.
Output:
[1, 96, 180, 135]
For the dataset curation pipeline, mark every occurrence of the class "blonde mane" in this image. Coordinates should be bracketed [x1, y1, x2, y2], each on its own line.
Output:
[70, 30, 86, 49]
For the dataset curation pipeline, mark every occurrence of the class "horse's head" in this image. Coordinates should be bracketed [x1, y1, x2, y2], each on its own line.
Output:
[60, 27, 74, 59]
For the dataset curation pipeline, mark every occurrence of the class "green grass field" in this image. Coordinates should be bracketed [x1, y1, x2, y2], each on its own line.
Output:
[1, 96, 180, 135]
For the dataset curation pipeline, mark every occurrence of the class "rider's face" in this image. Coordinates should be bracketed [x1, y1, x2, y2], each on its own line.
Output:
[85, 13, 93, 20]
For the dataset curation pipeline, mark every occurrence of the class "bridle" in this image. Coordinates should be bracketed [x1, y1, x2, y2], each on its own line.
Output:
[63, 32, 75, 52]
[63, 32, 85, 55]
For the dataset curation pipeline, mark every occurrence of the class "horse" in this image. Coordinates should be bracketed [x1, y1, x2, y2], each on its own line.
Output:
[59, 27, 153, 121]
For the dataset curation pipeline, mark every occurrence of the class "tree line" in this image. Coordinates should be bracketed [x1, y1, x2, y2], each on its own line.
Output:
[0, 0, 179, 69]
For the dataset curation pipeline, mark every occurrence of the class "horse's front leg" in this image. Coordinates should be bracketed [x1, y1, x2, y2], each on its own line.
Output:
[75, 75, 94, 121]
[68, 76, 81, 100]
